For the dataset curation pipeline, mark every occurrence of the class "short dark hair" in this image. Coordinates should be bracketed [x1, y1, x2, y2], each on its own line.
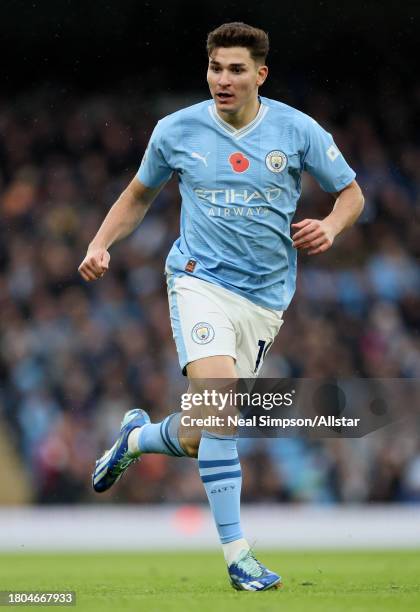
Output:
[207, 22, 269, 64]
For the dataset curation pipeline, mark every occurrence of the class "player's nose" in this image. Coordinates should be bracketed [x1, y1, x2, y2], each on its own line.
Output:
[217, 70, 231, 87]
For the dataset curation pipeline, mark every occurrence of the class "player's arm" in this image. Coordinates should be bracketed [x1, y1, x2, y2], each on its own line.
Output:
[291, 180, 364, 256]
[78, 177, 164, 281]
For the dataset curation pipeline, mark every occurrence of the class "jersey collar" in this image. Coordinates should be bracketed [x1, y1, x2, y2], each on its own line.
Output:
[208, 100, 268, 140]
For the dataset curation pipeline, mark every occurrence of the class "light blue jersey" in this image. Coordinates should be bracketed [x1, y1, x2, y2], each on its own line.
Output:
[137, 96, 355, 310]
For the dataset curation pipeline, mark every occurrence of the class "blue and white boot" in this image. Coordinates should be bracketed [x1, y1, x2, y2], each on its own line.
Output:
[92, 408, 150, 493]
[228, 549, 282, 591]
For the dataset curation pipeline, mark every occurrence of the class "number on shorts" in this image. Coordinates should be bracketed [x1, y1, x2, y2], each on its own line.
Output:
[254, 339, 272, 373]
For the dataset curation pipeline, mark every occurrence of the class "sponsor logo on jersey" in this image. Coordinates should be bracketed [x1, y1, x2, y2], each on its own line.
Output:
[208, 206, 270, 218]
[229, 152, 250, 173]
[191, 151, 211, 167]
[265, 150, 287, 173]
[191, 322, 215, 344]
[194, 187, 282, 204]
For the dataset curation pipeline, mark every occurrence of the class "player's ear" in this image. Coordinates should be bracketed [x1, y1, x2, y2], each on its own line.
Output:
[256, 65, 268, 87]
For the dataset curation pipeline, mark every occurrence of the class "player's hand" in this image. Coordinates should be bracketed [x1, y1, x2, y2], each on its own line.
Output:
[78, 247, 110, 281]
[291, 218, 336, 256]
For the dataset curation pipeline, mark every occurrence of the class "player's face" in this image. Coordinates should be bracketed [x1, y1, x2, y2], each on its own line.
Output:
[207, 47, 268, 118]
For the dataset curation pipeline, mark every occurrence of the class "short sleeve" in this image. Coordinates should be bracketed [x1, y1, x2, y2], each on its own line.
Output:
[137, 120, 174, 188]
[303, 118, 356, 192]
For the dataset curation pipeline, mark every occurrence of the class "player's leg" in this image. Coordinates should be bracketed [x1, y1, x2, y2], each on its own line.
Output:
[185, 354, 246, 553]
[216, 292, 283, 590]
[182, 278, 284, 590]
[186, 353, 282, 591]
[92, 275, 237, 492]
[163, 274, 240, 458]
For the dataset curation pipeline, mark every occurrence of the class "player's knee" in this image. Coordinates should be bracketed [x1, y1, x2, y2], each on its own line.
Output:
[179, 435, 200, 458]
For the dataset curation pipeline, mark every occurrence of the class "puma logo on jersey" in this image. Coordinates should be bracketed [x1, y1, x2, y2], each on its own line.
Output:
[191, 151, 210, 167]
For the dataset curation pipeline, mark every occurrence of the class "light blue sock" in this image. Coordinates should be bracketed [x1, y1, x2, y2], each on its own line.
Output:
[198, 431, 243, 544]
[138, 413, 187, 457]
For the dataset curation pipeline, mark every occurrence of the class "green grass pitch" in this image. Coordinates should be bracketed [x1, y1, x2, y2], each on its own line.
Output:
[2, 550, 420, 611]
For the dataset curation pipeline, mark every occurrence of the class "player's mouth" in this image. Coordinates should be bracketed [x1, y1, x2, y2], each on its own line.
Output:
[216, 92, 234, 104]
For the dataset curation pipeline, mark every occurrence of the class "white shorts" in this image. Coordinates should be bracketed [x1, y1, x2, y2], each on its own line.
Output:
[167, 275, 284, 378]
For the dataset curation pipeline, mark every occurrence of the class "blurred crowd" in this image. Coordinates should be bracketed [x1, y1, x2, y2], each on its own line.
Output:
[0, 81, 420, 505]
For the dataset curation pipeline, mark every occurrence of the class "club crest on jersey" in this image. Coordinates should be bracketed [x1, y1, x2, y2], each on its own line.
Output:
[229, 152, 250, 173]
[191, 322, 215, 344]
[265, 150, 287, 173]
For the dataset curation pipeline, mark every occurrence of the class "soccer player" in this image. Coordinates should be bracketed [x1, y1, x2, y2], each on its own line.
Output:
[78, 22, 364, 591]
